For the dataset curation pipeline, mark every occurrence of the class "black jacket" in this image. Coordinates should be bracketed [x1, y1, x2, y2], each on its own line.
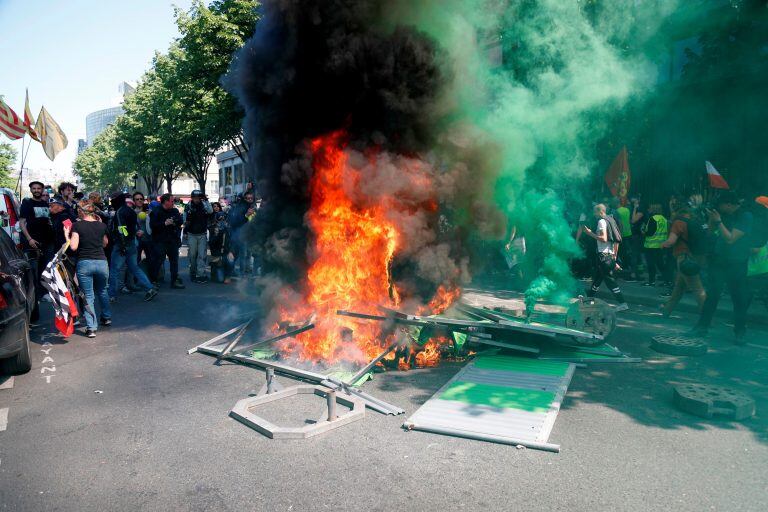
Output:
[184, 201, 213, 235]
[150, 206, 183, 244]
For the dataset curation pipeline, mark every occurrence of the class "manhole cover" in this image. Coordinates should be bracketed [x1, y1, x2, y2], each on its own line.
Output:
[651, 334, 707, 356]
[673, 383, 755, 420]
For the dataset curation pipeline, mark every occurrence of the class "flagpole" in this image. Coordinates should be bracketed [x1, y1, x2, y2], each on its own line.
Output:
[16, 134, 32, 196]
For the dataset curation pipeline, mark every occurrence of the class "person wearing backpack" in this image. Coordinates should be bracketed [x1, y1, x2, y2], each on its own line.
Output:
[660, 206, 706, 317]
[581, 203, 629, 312]
[641, 203, 672, 288]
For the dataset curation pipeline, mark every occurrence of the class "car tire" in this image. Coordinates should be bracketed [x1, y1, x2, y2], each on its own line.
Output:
[0, 316, 32, 375]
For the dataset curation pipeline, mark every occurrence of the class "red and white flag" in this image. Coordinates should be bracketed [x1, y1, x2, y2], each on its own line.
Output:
[0, 97, 26, 140]
[705, 161, 729, 189]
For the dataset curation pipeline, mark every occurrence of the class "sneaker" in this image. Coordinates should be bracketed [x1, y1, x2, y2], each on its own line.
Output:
[660, 291, 671, 297]
[85, 329, 96, 338]
[171, 278, 186, 289]
[109, 297, 117, 304]
[194, 276, 208, 283]
[100, 317, 112, 327]
[615, 303, 629, 312]
[643, 282, 654, 287]
[119, 286, 134, 294]
[143, 288, 158, 302]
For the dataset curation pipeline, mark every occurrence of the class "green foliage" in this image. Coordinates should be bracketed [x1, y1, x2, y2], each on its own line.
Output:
[74, 0, 260, 195]
[0, 142, 17, 189]
[73, 125, 131, 192]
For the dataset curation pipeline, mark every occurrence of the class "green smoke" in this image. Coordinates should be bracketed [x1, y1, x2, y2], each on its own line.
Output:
[382, 1, 678, 309]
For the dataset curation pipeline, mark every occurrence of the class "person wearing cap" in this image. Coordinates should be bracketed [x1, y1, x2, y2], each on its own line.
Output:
[690, 191, 753, 343]
[107, 193, 158, 303]
[150, 193, 185, 289]
[20, 181, 56, 322]
[183, 190, 213, 283]
[48, 196, 71, 251]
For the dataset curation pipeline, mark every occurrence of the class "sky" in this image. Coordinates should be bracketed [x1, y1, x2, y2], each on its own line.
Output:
[0, 0, 193, 181]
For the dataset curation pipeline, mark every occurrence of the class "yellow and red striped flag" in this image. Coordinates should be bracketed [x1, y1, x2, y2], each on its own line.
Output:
[0, 97, 26, 140]
[24, 89, 40, 142]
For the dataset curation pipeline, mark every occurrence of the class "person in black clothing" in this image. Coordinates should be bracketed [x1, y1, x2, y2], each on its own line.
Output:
[57, 182, 78, 221]
[63, 200, 111, 338]
[19, 181, 55, 323]
[107, 193, 158, 302]
[48, 196, 71, 250]
[690, 191, 753, 343]
[184, 190, 213, 283]
[150, 193, 185, 289]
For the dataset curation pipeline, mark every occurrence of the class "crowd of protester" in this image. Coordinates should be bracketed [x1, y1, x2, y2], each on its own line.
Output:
[18, 180, 260, 338]
[574, 189, 768, 343]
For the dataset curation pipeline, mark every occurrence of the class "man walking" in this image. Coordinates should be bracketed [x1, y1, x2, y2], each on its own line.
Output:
[57, 182, 78, 221]
[690, 191, 753, 343]
[19, 181, 55, 322]
[184, 190, 213, 283]
[581, 203, 629, 312]
[150, 193, 185, 289]
[108, 193, 158, 302]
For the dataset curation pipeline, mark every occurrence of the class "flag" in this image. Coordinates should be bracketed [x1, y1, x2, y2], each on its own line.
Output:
[35, 106, 68, 161]
[40, 254, 80, 337]
[705, 161, 729, 189]
[604, 146, 631, 205]
[0, 97, 26, 140]
[24, 89, 40, 142]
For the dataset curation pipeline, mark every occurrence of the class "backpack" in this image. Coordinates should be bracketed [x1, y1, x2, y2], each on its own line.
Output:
[604, 216, 623, 244]
[682, 218, 707, 256]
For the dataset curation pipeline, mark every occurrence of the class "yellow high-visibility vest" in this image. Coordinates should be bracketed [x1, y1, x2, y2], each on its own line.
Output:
[644, 214, 668, 249]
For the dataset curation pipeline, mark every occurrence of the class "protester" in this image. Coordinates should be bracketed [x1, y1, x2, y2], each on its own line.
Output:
[228, 191, 257, 276]
[149, 193, 185, 289]
[581, 203, 628, 311]
[19, 181, 55, 322]
[184, 190, 213, 283]
[690, 191, 753, 343]
[660, 206, 706, 317]
[746, 196, 768, 311]
[614, 198, 638, 281]
[641, 203, 671, 288]
[63, 200, 112, 338]
[503, 224, 526, 281]
[132, 192, 154, 270]
[57, 182, 78, 221]
[48, 197, 70, 250]
[108, 193, 159, 303]
[209, 202, 235, 284]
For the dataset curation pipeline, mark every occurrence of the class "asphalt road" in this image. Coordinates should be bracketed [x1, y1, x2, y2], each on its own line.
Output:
[1, 270, 767, 511]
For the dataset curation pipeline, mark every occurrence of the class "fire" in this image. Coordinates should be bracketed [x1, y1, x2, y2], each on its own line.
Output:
[277, 131, 400, 363]
[414, 339, 442, 367]
[275, 131, 462, 367]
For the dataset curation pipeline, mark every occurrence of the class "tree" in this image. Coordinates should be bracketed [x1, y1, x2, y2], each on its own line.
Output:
[168, 0, 259, 190]
[73, 126, 131, 193]
[0, 142, 17, 189]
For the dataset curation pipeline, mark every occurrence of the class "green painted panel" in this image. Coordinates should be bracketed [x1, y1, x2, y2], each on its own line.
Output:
[474, 355, 569, 376]
[440, 380, 555, 412]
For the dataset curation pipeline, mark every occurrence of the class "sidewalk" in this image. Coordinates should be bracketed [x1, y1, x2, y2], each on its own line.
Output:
[591, 278, 768, 327]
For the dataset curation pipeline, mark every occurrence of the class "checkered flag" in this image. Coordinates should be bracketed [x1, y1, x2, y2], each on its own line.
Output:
[40, 254, 79, 337]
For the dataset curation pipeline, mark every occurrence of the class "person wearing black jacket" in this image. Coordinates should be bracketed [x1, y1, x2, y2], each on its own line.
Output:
[107, 193, 158, 302]
[184, 190, 213, 283]
[149, 193, 185, 289]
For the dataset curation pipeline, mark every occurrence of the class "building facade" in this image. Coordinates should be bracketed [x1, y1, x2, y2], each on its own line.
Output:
[84, 82, 135, 146]
[216, 144, 248, 203]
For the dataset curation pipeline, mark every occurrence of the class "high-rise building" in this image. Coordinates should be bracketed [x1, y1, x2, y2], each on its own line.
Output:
[84, 81, 135, 146]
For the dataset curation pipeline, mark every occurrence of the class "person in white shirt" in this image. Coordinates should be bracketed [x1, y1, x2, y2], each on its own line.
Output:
[581, 203, 628, 311]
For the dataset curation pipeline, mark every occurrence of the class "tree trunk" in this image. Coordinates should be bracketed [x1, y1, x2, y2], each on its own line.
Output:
[165, 175, 173, 194]
[197, 178, 206, 193]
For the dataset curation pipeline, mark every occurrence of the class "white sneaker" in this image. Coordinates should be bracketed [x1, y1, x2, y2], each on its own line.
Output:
[615, 303, 629, 312]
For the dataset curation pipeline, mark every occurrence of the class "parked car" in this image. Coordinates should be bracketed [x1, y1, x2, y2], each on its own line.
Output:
[0, 226, 35, 374]
[0, 187, 22, 248]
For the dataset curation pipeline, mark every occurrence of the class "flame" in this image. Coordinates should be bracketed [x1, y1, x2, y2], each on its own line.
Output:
[277, 131, 400, 363]
[414, 336, 451, 368]
[275, 131, 462, 367]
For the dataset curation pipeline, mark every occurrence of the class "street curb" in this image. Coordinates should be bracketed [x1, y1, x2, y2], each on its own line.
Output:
[595, 289, 767, 327]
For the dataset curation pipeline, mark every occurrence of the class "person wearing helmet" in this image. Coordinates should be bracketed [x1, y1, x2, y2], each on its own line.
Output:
[184, 190, 213, 283]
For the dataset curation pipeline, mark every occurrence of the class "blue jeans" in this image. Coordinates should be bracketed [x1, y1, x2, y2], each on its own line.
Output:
[76, 259, 111, 331]
[109, 241, 153, 297]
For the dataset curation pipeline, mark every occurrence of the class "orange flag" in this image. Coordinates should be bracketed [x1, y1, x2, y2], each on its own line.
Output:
[604, 146, 631, 205]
